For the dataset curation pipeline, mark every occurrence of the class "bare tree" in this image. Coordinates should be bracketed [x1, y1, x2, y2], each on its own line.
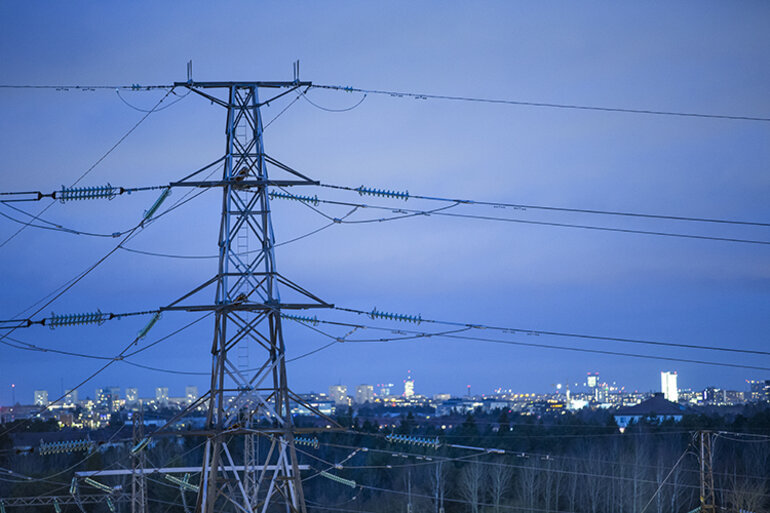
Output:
[428, 460, 447, 513]
[487, 458, 513, 513]
[458, 461, 484, 513]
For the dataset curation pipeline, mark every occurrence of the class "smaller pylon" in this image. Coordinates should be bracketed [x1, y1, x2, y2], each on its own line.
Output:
[131, 406, 148, 513]
[699, 431, 716, 513]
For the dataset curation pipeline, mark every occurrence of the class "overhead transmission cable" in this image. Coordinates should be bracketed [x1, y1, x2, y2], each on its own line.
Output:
[320, 183, 770, 228]
[0, 308, 207, 439]
[0, 87, 176, 249]
[311, 439, 770, 501]
[269, 191, 770, 246]
[282, 312, 770, 372]
[311, 84, 770, 123]
[329, 306, 770, 357]
[115, 87, 191, 112]
[0, 83, 172, 90]
[0, 177, 210, 345]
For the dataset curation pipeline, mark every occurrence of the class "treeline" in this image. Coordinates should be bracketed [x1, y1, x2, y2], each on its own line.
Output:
[1, 407, 768, 512]
[305, 407, 770, 513]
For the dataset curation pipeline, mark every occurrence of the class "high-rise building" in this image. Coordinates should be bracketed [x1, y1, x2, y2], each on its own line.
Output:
[747, 379, 770, 402]
[355, 384, 374, 404]
[403, 371, 415, 399]
[155, 387, 169, 406]
[96, 388, 115, 411]
[661, 371, 679, 402]
[64, 389, 78, 406]
[34, 390, 48, 406]
[376, 383, 394, 397]
[125, 388, 139, 404]
[587, 372, 599, 389]
[185, 386, 199, 404]
[328, 385, 348, 405]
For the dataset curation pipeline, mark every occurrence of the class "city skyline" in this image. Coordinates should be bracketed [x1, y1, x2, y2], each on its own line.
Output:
[7, 368, 765, 408]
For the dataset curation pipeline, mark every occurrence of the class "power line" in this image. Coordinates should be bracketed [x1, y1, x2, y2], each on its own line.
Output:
[319, 183, 770, 228]
[115, 87, 191, 112]
[301, 89, 367, 112]
[271, 193, 770, 246]
[283, 312, 770, 372]
[0, 184, 168, 203]
[0, 204, 134, 238]
[326, 307, 770, 357]
[0, 308, 158, 330]
[0, 88, 176, 249]
[312, 84, 770, 123]
[0, 83, 172, 90]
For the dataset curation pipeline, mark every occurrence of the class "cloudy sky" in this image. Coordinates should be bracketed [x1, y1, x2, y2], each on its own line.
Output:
[1, 2, 768, 404]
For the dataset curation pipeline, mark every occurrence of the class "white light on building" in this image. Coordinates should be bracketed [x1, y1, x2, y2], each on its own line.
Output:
[126, 388, 139, 403]
[661, 371, 679, 402]
[328, 385, 348, 405]
[155, 387, 169, 405]
[185, 386, 199, 404]
[34, 390, 48, 406]
[403, 371, 415, 399]
[64, 389, 78, 405]
[355, 384, 374, 404]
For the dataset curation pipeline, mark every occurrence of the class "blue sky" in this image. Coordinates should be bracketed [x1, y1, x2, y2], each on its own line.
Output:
[1, 2, 768, 403]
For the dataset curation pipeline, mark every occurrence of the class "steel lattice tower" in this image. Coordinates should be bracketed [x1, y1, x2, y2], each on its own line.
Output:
[130, 407, 147, 513]
[164, 77, 333, 513]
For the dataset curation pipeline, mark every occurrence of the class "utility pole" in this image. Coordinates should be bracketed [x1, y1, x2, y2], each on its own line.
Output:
[130, 406, 147, 513]
[162, 67, 334, 513]
[699, 431, 716, 513]
[407, 468, 413, 513]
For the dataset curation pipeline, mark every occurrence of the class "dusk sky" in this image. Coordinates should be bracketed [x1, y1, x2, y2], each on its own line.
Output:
[1, 2, 768, 404]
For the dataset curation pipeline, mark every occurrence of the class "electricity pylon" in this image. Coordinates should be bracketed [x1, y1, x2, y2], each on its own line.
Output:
[698, 431, 717, 513]
[131, 407, 147, 513]
[164, 71, 334, 512]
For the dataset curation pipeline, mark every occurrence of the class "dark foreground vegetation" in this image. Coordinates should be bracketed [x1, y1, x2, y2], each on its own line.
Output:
[1, 406, 769, 512]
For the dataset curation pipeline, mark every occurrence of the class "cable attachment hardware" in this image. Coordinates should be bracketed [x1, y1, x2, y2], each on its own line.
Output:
[83, 477, 114, 493]
[130, 436, 151, 454]
[268, 191, 319, 206]
[356, 186, 409, 201]
[57, 184, 119, 203]
[369, 308, 421, 324]
[320, 471, 356, 488]
[39, 439, 93, 455]
[143, 188, 171, 222]
[136, 312, 162, 341]
[280, 313, 319, 326]
[386, 434, 440, 449]
[294, 436, 320, 449]
[47, 310, 108, 329]
[165, 473, 199, 493]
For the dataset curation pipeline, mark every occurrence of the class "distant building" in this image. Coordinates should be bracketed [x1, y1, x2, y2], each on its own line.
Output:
[614, 393, 686, 432]
[587, 372, 599, 389]
[185, 386, 199, 404]
[328, 385, 348, 405]
[125, 388, 139, 404]
[703, 387, 726, 405]
[403, 371, 415, 398]
[355, 385, 374, 404]
[64, 390, 78, 406]
[155, 387, 169, 406]
[96, 387, 120, 412]
[34, 390, 48, 406]
[747, 379, 770, 402]
[433, 393, 451, 402]
[376, 383, 394, 397]
[661, 371, 679, 402]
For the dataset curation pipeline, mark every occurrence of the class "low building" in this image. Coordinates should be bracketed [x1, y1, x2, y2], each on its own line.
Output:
[614, 393, 686, 432]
